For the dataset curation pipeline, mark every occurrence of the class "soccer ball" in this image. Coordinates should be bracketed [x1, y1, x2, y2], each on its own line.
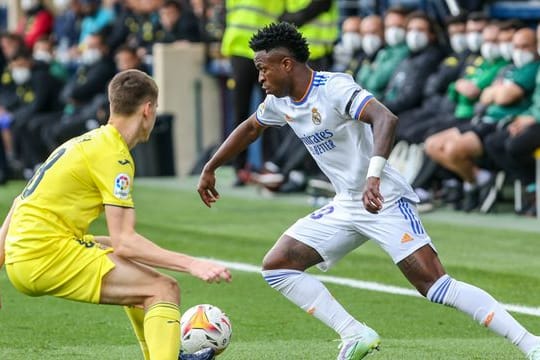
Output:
[180, 304, 232, 355]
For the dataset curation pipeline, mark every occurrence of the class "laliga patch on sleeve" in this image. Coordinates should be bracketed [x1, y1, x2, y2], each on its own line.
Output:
[113, 173, 131, 200]
[257, 101, 265, 117]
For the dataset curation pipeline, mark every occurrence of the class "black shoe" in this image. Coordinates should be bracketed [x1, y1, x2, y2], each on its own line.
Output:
[179, 348, 215, 360]
[462, 188, 479, 212]
[442, 185, 463, 204]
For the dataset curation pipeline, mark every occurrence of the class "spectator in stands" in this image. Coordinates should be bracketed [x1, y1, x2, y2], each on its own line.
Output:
[482, 25, 540, 216]
[498, 20, 521, 62]
[355, 15, 384, 83]
[157, 0, 202, 43]
[114, 44, 149, 74]
[0, 48, 63, 177]
[425, 27, 540, 212]
[382, 10, 444, 116]
[0, 32, 25, 62]
[78, 0, 115, 44]
[356, 6, 409, 99]
[332, 16, 362, 74]
[17, 0, 54, 49]
[53, 0, 84, 67]
[41, 32, 116, 149]
[32, 36, 70, 82]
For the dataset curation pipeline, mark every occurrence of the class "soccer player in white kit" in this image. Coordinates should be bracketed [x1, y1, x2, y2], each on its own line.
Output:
[197, 22, 540, 360]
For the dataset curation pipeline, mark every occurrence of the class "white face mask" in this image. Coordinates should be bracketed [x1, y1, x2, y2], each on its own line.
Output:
[340, 32, 362, 52]
[53, 0, 70, 11]
[406, 30, 429, 52]
[466, 31, 483, 53]
[385, 27, 406, 46]
[512, 49, 535, 68]
[21, 0, 38, 11]
[450, 33, 467, 53]
[361, 34, 382, 56]
[81, 48, 102, 65]
[499, 42, 513, 61]
[11, 67, 31, 85]
[480, 42, 500, 62]
[33, 50, 52, 63]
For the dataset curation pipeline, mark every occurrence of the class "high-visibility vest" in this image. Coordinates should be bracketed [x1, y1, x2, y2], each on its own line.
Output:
[286, 0, 339, 60]
[221, 0, 285, 59]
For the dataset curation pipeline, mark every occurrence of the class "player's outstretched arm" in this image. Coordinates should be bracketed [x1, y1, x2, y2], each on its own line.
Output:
[197, 113, 265, 207]
[104, 205, 232, 283]
[359, 99, 399, 214]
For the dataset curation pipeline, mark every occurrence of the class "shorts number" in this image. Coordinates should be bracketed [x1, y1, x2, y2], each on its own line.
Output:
[21, 148, 66, 199]
[310, 205, 334, 220]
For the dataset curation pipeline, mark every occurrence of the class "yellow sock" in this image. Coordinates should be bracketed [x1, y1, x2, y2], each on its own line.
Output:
[144, 302, 181, 360]
[124, 306, 150, 360]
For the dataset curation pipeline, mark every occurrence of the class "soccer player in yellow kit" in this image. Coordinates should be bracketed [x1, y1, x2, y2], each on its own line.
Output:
[0, 69, 230, 360]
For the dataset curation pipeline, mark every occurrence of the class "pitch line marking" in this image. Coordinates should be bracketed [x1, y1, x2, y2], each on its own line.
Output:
[213, 259, 540, 318]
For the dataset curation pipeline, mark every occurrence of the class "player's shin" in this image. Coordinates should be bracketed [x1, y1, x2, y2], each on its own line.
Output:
[125, 306, 150, 360]
[427, 275, 540, 355]
[262, 269, 368, 339]
[144, 302, 181, 360]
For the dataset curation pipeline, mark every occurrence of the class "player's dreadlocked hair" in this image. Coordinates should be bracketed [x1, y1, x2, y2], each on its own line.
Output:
[249, 22, 310, 63]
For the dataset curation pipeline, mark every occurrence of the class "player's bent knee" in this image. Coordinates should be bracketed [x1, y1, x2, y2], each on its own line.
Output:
[151, 274, 180, 304]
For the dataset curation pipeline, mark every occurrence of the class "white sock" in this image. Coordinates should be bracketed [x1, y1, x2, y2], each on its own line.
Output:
[427, 275, 540, 355]
[262, 269, 367, 339]
[463, 181, 476, 192]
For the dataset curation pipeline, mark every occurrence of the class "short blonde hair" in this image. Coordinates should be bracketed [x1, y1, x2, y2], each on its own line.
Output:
[108, 69, 158, 116]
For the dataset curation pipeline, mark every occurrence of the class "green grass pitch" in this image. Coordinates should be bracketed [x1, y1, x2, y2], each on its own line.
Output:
[0, 178, 539, 359]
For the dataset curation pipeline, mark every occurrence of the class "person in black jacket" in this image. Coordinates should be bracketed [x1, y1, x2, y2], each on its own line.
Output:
[41, 31, 116, 150]
[158, 0, 202, 43]
[382, 11, 445, 116]
[0, 48, 63, 176]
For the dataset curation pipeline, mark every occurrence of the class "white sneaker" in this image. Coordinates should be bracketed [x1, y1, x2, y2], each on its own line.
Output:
[337, 327, 380, 360]
[528, 344, 540, 360]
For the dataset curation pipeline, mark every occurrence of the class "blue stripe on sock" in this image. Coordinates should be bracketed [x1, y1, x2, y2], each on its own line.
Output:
[263, 271, 300, 287]
[431, 277, 452, 304]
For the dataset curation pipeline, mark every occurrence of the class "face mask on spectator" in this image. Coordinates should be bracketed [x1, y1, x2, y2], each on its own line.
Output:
[54, 0, 70, 11]
[361, 34, 382, 56]
[385, 27, 406, 46]
[466, 31, 482, 52]
[341, 32, 362, 52]
[480, 42, 500, 62]
[406, 30, 429, 52]
[450, 33, 467, 53]
[81, 48, 102, 65]
[21, 0, 38, 11]
[11, 67, 31, 85]
[499, 42, 513, 61]
[512, 49, 535, 68]
[33, 50, 52, 63]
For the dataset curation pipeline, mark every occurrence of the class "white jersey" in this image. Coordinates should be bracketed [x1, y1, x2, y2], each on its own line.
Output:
[255, 71, 418, 204]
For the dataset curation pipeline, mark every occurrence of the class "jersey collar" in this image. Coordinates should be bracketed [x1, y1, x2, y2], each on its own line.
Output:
[291, 70, 315, 106]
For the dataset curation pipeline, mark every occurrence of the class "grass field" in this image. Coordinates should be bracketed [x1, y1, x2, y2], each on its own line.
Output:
[0, 175, 539, 360]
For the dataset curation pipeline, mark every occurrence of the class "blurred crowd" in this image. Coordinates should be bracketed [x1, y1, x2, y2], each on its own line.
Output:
[0, 0, 538, 217]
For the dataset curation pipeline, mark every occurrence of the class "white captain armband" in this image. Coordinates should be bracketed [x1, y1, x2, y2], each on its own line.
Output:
[366, 156, 386, 178]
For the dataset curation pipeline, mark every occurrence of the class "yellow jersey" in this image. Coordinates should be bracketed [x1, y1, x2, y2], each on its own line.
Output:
[5, 124, 135, 264]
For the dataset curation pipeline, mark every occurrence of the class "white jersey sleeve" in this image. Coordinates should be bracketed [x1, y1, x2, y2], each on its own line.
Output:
[255, 96, 287, 127]
[326, 73, 374, 120]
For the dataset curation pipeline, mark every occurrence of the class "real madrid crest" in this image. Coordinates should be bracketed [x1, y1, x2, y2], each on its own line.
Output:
[311, 107, 321, 125]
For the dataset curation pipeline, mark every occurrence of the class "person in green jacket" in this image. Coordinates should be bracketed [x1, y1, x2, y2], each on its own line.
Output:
[356, 6, 409, 99]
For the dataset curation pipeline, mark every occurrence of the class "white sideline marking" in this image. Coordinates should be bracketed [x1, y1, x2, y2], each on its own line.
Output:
[214, 259, 540, 318]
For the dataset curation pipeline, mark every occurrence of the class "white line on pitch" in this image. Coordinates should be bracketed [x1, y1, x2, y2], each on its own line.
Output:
[213, 259, 540, 318]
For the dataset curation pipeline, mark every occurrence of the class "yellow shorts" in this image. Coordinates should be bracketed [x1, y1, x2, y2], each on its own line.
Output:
[6, 235, 115, 304]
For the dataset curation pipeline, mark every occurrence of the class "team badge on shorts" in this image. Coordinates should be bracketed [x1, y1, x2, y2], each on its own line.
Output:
[114, 173, 131, 200]
[311, 107, 322, 125]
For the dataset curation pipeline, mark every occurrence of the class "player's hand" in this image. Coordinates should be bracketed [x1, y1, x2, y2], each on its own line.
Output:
[362, 177, 384, 214]
[189, 259, 232, 283]
[197, 170, 220, 208]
